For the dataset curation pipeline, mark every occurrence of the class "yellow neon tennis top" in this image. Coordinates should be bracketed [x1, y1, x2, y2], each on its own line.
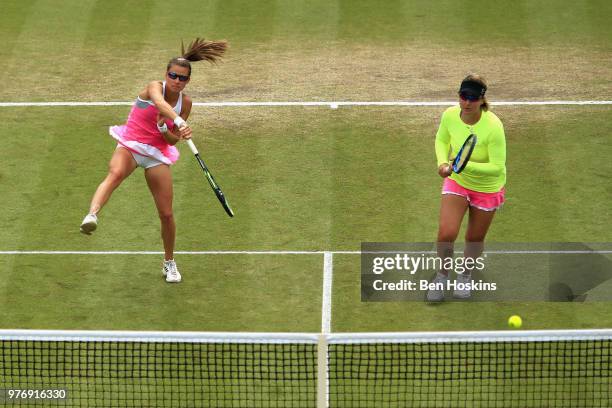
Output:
[435, 106, 506, 192]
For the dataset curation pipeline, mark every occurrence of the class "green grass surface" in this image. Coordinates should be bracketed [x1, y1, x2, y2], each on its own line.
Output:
[1, 0, 610, 101]
[4, 102, 610, 399]
[0, 254, 322, 331]
[1, 0, 612, 406]
[0, 106, 611, 332]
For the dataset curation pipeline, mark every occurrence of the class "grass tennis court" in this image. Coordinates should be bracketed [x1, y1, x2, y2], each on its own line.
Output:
[1, 106, 611, 331]
[1, 0, 611, 406]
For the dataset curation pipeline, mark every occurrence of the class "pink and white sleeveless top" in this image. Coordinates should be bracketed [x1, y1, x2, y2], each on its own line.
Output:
[109, 82, 182, 164]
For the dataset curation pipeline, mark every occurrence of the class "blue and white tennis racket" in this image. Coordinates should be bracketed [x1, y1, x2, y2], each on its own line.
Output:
[452, 134, 477, 173]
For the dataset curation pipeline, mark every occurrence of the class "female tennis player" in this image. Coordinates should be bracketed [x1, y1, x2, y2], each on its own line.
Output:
[427, 74, 506, 301]
[80, 38, 227, 283]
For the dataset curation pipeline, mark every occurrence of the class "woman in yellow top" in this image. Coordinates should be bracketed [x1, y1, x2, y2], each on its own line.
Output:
[427, 74, 506, 301]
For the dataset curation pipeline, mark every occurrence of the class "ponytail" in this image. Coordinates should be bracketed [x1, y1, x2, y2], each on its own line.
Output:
[181, 38, 227, 63]
[167, 37, 228, 75]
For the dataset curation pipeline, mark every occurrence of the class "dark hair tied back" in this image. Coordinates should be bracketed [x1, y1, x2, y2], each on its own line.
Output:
[167, 37, 228, 76]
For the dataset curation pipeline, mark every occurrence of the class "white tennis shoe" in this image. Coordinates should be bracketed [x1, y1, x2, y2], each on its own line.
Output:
[163, 260, 182, 283]
[80, 213, 98, 235]
[426, 272, 449, 302]
[453, 273, 472, 299]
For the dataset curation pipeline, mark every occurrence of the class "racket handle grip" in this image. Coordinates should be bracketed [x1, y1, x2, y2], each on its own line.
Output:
[186, 139, 199, 155]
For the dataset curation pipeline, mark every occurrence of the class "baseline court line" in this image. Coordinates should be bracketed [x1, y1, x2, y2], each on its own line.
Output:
[1, 250, 611, 255]
[1, 100, 611, 108]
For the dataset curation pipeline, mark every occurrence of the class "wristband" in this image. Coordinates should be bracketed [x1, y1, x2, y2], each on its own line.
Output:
[173, 116, 187, 128]
[157, 122, 168, 133]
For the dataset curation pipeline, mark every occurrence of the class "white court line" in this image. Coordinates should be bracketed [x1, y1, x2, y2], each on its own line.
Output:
[0, 100, 611, 107]
[1, 250, 611, 255]
[0, 250, 325, 255]
[321, 252, 333, 334]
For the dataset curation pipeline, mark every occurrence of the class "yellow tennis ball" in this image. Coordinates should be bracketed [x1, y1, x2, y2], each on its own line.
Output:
[508, 315, 522, 329]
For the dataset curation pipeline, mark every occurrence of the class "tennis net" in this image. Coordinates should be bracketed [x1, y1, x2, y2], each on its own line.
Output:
[0, 330, 318, 407]
[326, 330, 612, 407]
[0, 329, 611, 407]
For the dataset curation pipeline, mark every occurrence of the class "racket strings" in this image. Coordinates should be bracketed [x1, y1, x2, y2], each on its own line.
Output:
[453, 134, 477, 173]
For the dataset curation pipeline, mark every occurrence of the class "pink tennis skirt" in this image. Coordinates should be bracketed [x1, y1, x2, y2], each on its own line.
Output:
[442, 178, 505, 211]
[109, 125, 178, 165]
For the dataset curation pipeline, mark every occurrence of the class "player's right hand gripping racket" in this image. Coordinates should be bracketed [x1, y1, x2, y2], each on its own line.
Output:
[452, 134, 477, 173]
[186, 139, 234, 217]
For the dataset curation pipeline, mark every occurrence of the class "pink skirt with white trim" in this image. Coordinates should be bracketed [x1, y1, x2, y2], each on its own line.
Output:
[442, 178, 505, 211]
[109, 125, 179, 165]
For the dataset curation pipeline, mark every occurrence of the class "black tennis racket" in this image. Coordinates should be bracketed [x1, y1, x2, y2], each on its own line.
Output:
[186, 139, 234, 217]
[452, 134, 477, 173]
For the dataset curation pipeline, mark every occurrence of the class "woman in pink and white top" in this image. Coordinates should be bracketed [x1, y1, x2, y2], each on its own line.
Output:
[80, 38, 227, 283]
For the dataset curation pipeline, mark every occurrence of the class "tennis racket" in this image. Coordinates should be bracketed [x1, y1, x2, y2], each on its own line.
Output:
[186, 139, 234, 217]
[452, 134, 477, 173]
